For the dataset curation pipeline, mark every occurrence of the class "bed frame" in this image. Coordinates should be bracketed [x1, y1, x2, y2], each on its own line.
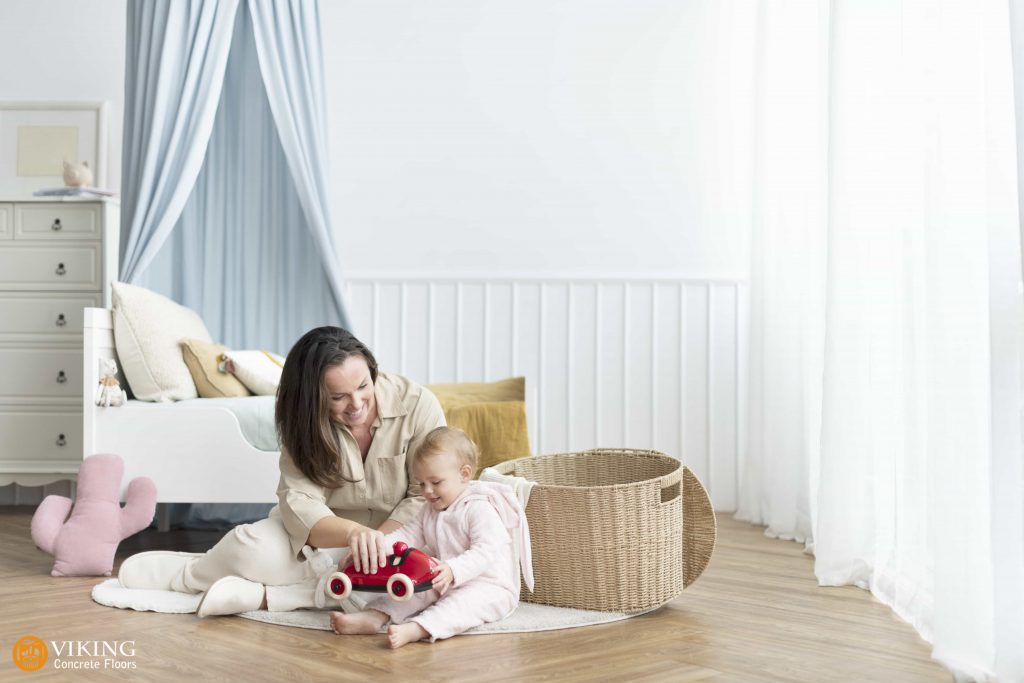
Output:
[84, 306, 536, 523]
[83, 308, 279, 506]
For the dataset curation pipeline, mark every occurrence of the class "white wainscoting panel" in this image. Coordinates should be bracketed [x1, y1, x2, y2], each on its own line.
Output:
[345, 274, 747, 511]
[1, 275, 748, 512]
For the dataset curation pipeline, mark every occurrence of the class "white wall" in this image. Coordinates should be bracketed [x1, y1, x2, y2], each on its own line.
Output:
[321, 0, 754, 277]
[0, 0, 754, 278]
[0, 0, 125, 505]
[0, 0, 126, 192]
[0, 0, 754, 510]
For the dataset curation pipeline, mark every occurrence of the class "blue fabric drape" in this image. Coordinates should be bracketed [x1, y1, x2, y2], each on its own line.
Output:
[123, 0, 349, 351]
[121, 0, 351, 523]
[248, 0, 351, 328]
[120, 0, 239, 281]
[140, 6, 340, 352]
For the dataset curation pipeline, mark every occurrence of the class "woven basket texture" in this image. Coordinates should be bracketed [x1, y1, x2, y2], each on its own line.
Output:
[495, 449, 713, 612]
[681, 468, 716, 588]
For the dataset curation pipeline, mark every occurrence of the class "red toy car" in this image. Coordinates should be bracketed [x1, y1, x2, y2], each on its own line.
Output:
[325, 541, 439, 602]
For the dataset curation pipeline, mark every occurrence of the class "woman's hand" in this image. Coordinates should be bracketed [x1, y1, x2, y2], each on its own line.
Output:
[431, 563, 454, 594]
[346, 526, 388, 574]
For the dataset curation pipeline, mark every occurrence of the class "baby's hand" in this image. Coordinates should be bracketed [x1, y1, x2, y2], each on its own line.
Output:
[432, 563, 454, 594]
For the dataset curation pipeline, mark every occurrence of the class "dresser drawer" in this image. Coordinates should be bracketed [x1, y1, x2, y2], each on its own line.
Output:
[0, 294, 101, 340]
[0, 411, 81, 465]
[14, 203, 101, 240]
[0, 348, 82, 401]
[0, 244, 100, 290]
[0, 204, 11, 239]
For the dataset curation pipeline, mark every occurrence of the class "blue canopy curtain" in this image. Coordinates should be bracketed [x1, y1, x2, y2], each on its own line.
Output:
[121, 0, 349, 352]
[120, 0, 349, 525]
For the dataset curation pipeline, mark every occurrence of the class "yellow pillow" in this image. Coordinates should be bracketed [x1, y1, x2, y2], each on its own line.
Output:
[180, 338, 251, 398]
[427, 376, 525, 406]
[426, 377, 530, 473]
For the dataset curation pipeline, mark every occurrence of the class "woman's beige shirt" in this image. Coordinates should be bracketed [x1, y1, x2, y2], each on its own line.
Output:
[274, 372, 446, 558]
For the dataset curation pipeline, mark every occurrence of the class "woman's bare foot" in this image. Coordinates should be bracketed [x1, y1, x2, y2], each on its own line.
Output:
[329, 609, 388, 635]
[387, 622, 428, 648]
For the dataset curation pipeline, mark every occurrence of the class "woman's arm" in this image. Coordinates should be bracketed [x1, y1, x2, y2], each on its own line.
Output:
[307, 515, 363, 549]
[307, 518, 403, 556]
[377, 518, 403, 535]
[306, 518, 408, 549]
[309, 516, 390, 573]
[277, 448, 341, 560]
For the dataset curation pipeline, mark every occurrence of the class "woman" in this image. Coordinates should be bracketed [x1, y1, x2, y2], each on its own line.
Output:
[117, 326, 446, 616]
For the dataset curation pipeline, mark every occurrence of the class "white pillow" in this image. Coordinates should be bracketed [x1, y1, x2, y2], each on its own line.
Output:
[221, 350, 285, 396]
[111, 282, 213, 402]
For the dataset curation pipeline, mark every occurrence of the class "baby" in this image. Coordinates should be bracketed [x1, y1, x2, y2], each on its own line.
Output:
[329, 426, 532, 648]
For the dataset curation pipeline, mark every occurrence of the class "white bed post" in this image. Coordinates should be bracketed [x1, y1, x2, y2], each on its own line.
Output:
[82, 308, 114, 460]
[83, 308, 172, 531]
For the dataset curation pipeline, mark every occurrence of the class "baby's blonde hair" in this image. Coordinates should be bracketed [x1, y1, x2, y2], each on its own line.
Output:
[412, 426, 479, 472]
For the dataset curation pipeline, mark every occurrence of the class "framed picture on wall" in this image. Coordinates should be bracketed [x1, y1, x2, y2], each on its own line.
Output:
[0, 101, 107, 198]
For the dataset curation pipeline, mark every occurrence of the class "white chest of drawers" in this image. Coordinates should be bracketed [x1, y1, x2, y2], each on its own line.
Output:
[0, 198, 118, 487]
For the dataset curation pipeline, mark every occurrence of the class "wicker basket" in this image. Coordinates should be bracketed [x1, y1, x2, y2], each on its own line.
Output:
[495, 449, 715, 613]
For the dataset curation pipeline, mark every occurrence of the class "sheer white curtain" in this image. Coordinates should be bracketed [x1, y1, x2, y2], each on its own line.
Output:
[737, 1, 1024, 680]
[737, 0, 827, 548]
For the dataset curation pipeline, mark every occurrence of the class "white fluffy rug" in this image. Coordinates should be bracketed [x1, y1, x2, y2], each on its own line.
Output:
[91, 580, 655, 635]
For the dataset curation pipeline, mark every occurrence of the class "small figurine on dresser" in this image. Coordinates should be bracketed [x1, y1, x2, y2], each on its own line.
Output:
[95, 358, 128, 408]
[62, 160, 94, 188]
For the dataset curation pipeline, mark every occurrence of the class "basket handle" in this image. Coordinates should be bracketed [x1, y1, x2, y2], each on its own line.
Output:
[657, 467, 683, 506]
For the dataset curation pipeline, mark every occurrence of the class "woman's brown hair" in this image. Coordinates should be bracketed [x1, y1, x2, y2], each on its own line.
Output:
[275, 326, 379, 488]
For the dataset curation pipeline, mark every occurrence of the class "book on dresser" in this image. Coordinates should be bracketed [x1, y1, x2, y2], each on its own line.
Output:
[0, 197, 119, 490]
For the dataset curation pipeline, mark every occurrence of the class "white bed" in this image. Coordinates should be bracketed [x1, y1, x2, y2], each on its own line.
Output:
[83, 307, 280, 506]
[84, 306, 536, 526]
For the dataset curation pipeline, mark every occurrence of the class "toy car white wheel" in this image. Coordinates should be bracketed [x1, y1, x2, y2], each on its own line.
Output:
[326, 572, 352, 600]
[387, 574, 415, 602]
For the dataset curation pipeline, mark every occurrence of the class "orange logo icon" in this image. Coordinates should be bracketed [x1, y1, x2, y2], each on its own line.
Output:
[12, 636, 48, 672]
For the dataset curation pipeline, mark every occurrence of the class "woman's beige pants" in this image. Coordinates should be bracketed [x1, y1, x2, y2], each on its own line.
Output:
[171, 515, 357, 612]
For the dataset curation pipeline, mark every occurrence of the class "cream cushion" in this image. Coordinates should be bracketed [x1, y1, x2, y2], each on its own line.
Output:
[112, 282, 213, 401]
[223, 350, 285, 396]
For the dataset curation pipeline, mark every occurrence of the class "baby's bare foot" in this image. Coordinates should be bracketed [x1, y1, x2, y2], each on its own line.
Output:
[387, 622, 429, 648]
[329, 610, 388, 635]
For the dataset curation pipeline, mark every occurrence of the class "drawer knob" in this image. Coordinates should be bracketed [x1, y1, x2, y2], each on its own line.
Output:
[55, 313, 66, 327]
[56, 370, 67, 384]
[55, 262, 66, 276]
[56, 433, 66, 447]
[51, 218, 62, 231]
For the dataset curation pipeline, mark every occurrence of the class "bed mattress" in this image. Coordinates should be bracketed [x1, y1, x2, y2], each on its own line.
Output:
[128, 395, 278, 451]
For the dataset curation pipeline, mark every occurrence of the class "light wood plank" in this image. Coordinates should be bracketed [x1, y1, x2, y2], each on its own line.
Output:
[0, 510, 949, 682]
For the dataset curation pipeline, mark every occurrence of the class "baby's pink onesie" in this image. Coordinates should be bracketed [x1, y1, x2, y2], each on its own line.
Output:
[369, 481, 532, 640]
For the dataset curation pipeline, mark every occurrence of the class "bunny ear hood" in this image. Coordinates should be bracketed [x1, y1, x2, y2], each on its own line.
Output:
[456, 481, 519, 526]
[456, 481, 535, 591]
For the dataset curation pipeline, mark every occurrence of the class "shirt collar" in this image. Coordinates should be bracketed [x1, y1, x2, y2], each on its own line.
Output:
[373, 372, 408, 421]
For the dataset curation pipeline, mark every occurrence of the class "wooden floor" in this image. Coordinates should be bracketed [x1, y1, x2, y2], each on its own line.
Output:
[0, 508, 951, 682]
